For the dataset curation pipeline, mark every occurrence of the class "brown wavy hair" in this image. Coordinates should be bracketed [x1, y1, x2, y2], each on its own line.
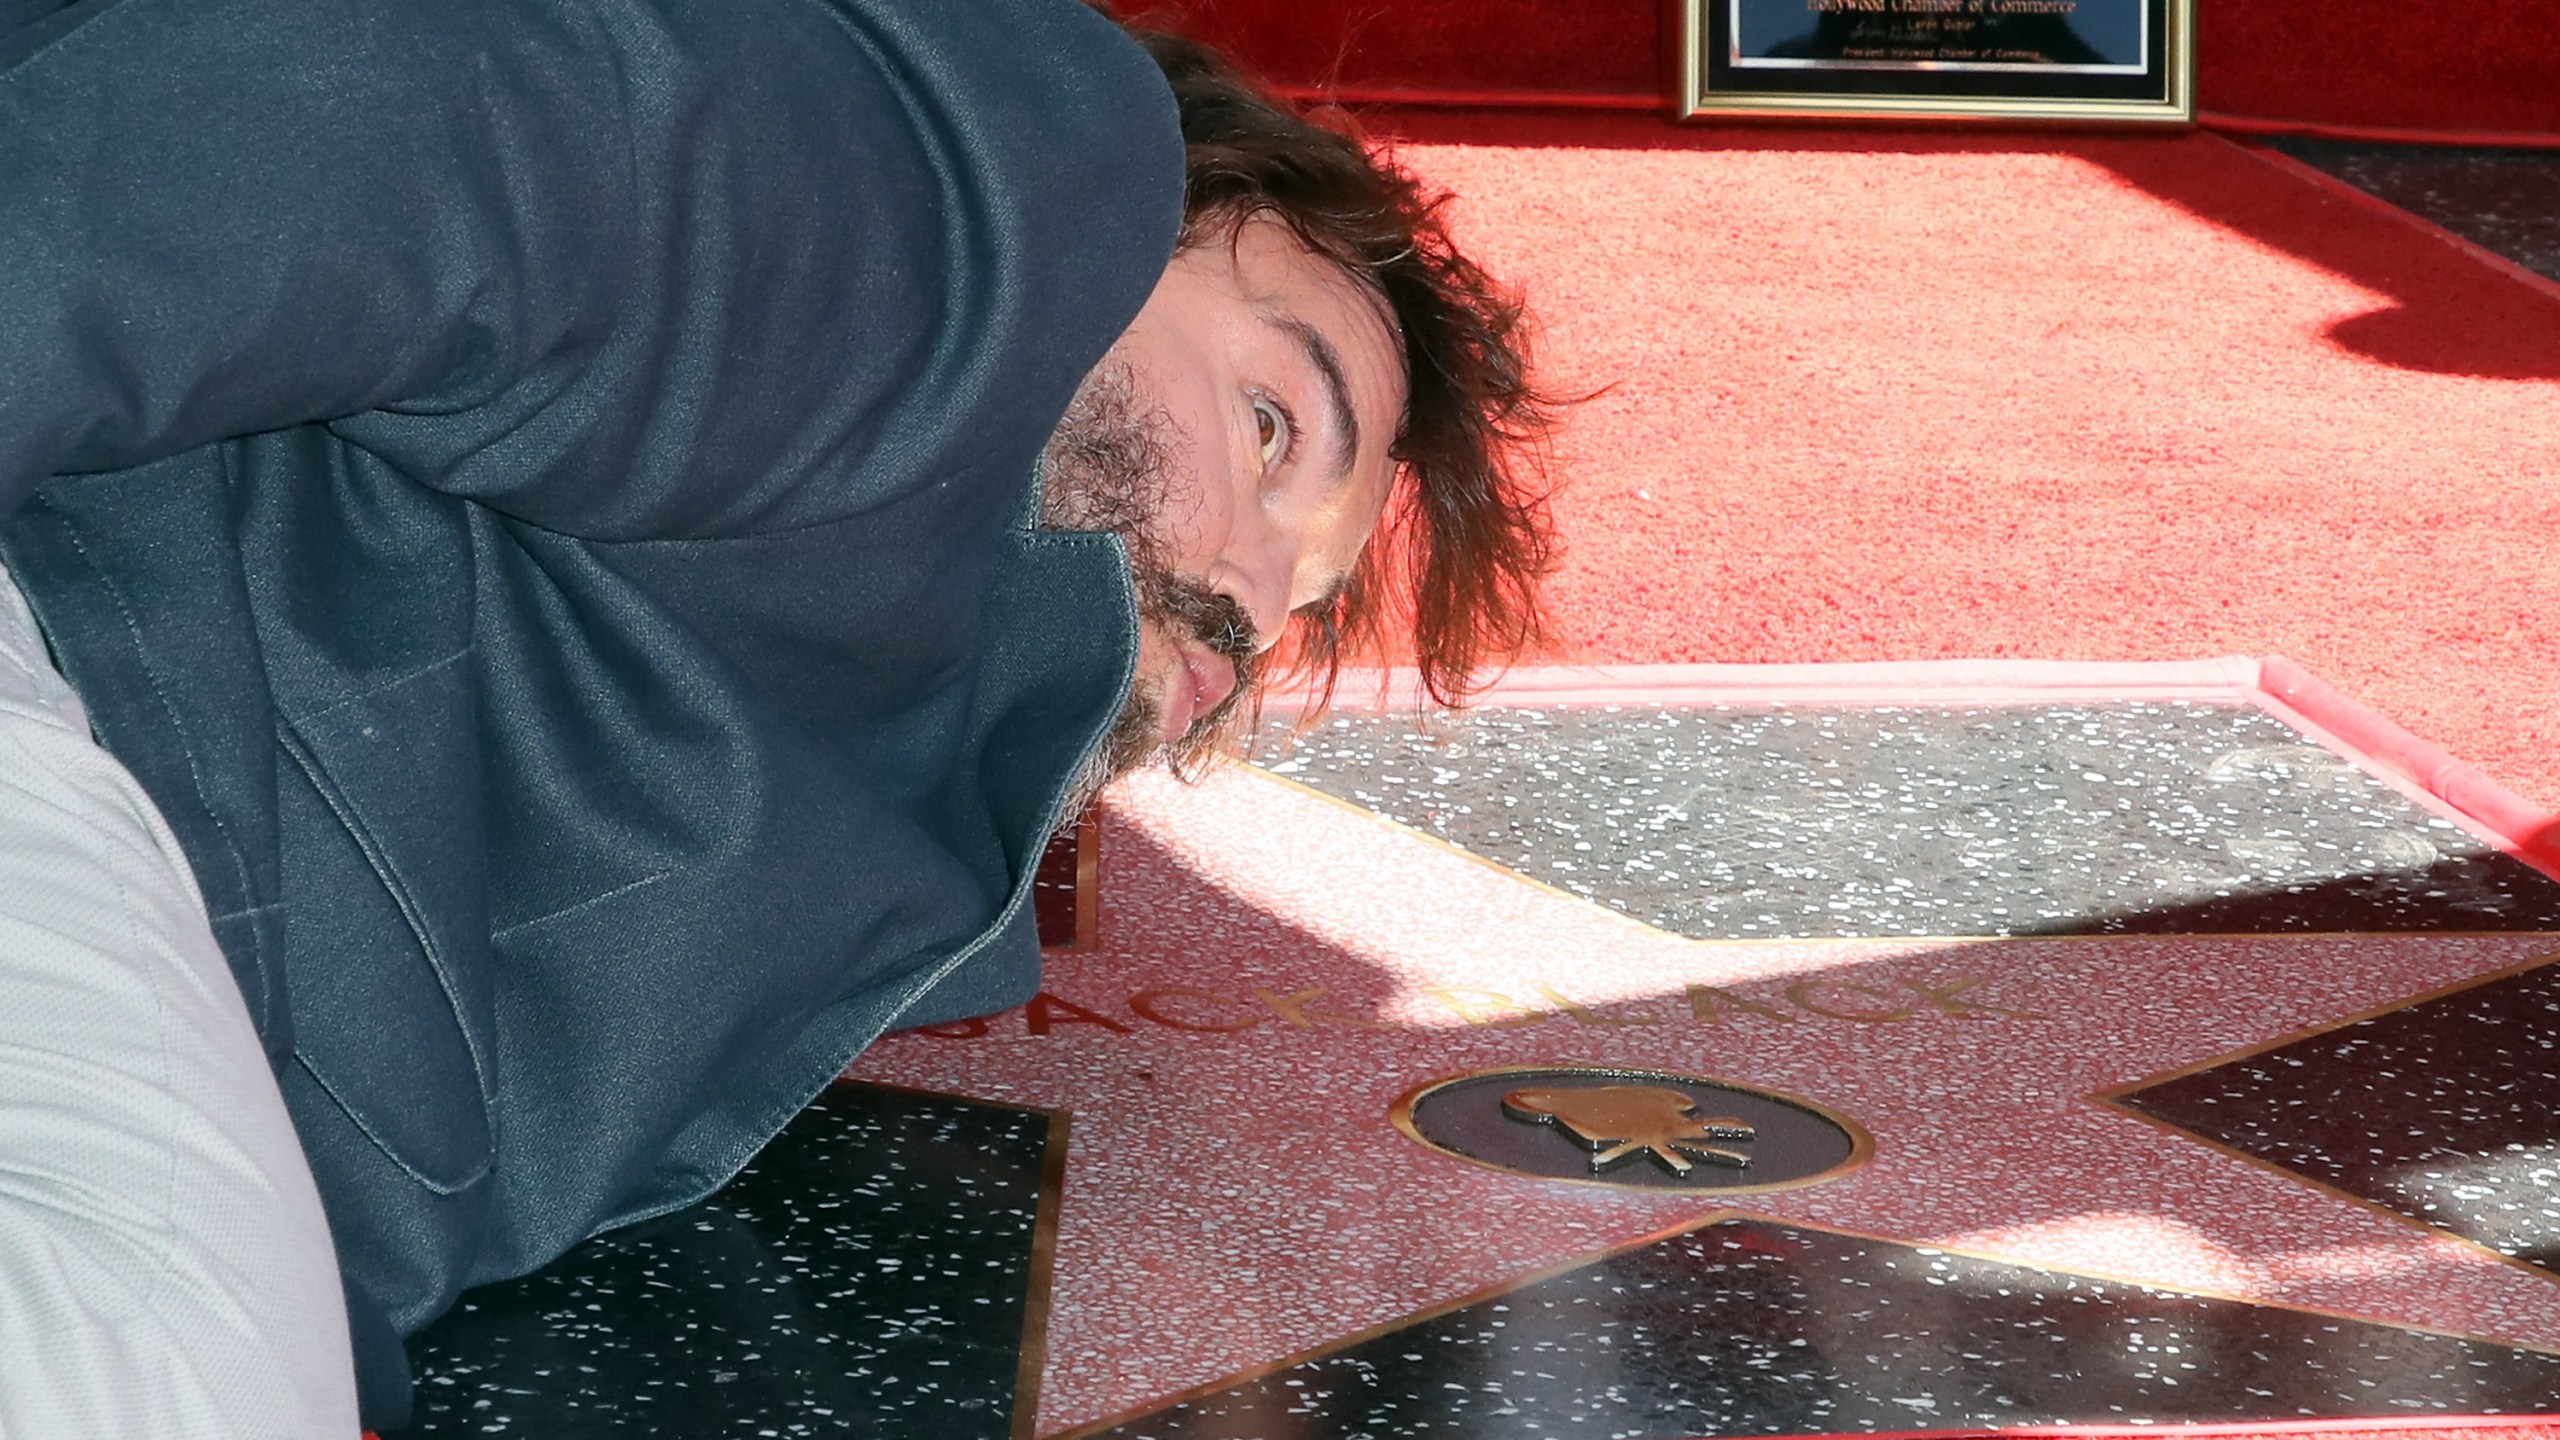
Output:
[1132, 27, 1561, 708]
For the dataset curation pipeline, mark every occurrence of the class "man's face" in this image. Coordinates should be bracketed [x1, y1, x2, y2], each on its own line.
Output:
[1043, 213, 1408, 781]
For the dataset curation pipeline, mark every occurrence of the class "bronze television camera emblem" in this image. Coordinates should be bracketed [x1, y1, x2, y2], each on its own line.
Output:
[1392, 1066, 1870, 1193]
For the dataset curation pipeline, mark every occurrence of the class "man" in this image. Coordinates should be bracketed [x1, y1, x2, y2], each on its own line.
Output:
[0, 0, 1551, 1432]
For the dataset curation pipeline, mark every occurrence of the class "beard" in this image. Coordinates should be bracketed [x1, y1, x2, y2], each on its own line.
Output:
[1038, 360, 1260, 799]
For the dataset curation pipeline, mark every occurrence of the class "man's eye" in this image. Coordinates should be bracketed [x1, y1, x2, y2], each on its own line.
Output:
[1253, 396, 1291, 468]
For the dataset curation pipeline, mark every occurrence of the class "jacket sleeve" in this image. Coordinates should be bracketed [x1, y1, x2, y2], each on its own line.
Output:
[0, 0, 631, 512]
[0, 0, 1182, 540]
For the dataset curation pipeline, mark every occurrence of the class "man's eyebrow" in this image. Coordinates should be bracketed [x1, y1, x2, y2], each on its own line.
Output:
[1276, 315, 1359, 480]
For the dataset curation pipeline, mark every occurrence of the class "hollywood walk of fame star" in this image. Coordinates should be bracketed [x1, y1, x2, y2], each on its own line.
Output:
[852, 762, 2560, 1433]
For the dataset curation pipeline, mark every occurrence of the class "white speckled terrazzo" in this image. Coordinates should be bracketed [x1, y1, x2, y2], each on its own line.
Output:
[850, 764, 2560, 1433]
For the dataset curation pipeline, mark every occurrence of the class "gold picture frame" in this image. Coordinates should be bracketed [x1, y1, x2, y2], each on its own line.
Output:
[1673, 0, 2194, 124]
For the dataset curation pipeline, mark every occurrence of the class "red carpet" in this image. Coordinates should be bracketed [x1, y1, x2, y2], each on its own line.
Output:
[1123, 0, 2560, 141]
[1342, 113, 2560, 812]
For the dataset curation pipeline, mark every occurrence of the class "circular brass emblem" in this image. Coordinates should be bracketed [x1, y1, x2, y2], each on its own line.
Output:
[1390, 1066, 1870, 1192]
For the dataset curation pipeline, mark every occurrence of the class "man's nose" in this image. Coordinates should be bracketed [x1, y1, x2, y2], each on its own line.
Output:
[1217, 578, 1287, 656]
[1217, 526, 1299, 655]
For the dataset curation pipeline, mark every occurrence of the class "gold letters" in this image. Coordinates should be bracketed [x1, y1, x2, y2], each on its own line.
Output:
[1127, 987, 1263, 1033]
[1783, 981, 1919, 1024]
[1686, 985, 1799, 1026]
[1901, 975, 2050, 1021]
[896, 971, 2044, 1041]
[1252, 987, 1392, 1030]
[1423, 986, 1547, 1028]
[1538, 985, 1655, 1026]
[1024, 991, 1132, 1036]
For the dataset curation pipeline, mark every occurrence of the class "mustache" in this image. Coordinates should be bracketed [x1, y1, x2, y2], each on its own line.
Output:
[1067, 574, 1262, 807]
[1146, 575, 1258, 666]
[1144, 573, 1260, 761]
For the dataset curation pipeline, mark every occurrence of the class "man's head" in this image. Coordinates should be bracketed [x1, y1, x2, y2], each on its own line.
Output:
[1042, 26, 1558, 784]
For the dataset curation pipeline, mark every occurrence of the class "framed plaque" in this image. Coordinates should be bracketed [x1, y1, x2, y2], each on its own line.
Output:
[1674, 0, 2193, 123]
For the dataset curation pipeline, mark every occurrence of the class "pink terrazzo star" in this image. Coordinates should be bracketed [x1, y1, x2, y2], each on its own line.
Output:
[850, 763, 2560, 1434]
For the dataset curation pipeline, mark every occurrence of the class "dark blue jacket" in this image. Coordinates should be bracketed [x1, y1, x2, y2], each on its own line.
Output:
[0, 0, 1178, 1420]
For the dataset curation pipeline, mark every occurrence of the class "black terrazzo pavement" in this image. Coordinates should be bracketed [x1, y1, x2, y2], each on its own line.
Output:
[1078, 1218, 2560, 1439]
[2118, 959, 2560, 1280]
[397, 1082, 1057, 1438]
[2273, 138, 2560, 284]
[1257, 703, 2560, 939]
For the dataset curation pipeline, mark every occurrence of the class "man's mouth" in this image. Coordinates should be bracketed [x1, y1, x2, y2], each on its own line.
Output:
[1163, 643, 1240, 742]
